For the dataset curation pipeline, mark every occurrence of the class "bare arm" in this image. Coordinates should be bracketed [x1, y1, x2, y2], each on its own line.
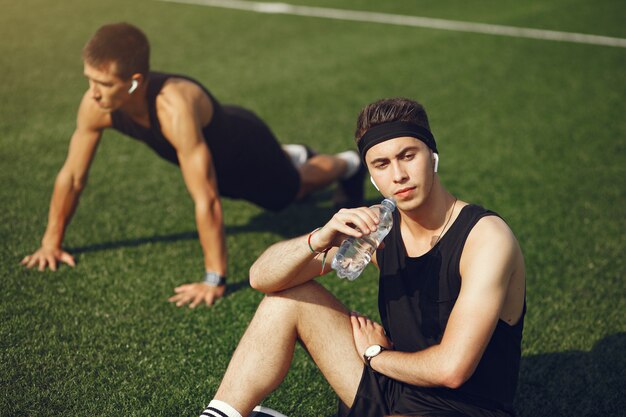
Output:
[250, 206, 382, 293]
[249, 234, 334, 293]
[352, 216, 525, 388]
[177, 136, 225, 276]
[158, 80, 227, 307]
[22, 92, 107, 271]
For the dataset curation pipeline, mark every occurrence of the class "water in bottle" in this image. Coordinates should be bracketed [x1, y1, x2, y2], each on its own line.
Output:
[331, 198, 396, 280]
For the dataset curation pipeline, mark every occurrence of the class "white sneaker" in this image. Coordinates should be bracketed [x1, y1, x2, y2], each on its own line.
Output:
[336, 150, 361, 180]
[282, 144, 308, 168]
[249, 405, 288, 417]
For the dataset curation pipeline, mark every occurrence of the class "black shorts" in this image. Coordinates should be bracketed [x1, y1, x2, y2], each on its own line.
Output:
[337, 367, 513, 417]
[215, 106, 300, 211]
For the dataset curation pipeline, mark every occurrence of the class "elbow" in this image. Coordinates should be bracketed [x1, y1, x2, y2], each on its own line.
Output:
[439, 363, 473, 389]
[73, 177, 87, 192]
[249, 263, 270, 293]
[249, 260, 283, 294]
[57, 169, 87, 192]
[249, 277, 267, 293]
[194, 195, 221, 214]
[440, 372, 468, 390]
[249, 263, 261, 291]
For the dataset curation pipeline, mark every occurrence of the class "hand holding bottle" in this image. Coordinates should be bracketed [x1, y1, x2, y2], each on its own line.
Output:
[331, 198, 396, 280]
[307, 206, 384, 253]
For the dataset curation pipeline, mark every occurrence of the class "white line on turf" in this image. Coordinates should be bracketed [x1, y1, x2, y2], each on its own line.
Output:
[157, 0, 626, 48]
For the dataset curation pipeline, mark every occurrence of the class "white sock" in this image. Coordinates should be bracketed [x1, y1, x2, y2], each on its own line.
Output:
[282, 144, 308, 168]
[336, 150, 361, 179]
[200, 399, 243, 417]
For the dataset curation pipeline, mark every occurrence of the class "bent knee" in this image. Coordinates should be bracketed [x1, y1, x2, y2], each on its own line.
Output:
[259, 281, 336, 308]
[263, 281, 324, 305]
[254, 282, 322, 323]
[260, 281, 348, 319]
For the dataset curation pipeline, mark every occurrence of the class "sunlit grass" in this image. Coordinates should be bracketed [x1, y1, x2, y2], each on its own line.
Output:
[1, 0, 624, 416]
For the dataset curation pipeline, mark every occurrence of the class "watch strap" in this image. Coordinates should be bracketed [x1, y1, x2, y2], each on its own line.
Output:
[364, 345, 386, 367]
[203, 271, 227, 286]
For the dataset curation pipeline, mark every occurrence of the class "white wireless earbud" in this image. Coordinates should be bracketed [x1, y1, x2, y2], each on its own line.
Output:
[128, 79, 139, 94]
[433, 153, 439, 173]
[370, 176, 380, 191]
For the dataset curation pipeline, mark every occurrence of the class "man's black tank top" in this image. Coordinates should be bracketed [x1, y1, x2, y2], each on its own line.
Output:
[110, 72, 237, 167]
[376, 204, 525, 413]
[108, 72, 300, 209]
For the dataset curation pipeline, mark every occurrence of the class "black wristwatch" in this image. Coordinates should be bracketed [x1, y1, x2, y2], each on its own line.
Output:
[363, 344, 387, 367]
[203, 271, 226, 287]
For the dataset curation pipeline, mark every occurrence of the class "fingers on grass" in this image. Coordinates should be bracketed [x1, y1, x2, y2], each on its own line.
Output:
[26, 256, 38, 269]
[190, 292, 206, 308]
[205, 294, 216, 307]
[61, 253, 76, 267]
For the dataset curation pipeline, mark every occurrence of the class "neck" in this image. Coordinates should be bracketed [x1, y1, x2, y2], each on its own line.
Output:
[120, 85, 149, 120]
[399, 179, 456, 238]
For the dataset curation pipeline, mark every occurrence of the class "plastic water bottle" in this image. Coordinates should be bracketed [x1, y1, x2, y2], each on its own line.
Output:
[331, 198, 396, 280]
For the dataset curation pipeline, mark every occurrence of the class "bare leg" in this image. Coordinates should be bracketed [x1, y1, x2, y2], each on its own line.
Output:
[296, 155, 348, 199]
[214, 281, 364, 415]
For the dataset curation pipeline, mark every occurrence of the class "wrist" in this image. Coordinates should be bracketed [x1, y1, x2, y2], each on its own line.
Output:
[363, 344, 388, 368]
[203, 271, 226, 286]
[307, 227, 330, 254]
[42, 234, 62, 249]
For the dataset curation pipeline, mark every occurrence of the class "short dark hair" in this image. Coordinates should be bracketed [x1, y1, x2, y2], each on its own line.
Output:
[82, 23, 150, 79]
[355, 97, 430, 142]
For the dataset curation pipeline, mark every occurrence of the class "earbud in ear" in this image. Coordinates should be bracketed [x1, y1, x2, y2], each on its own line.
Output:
[433, 153, 439, 173]
[370, 176, 380, 191]
[128, 79, 139, 94]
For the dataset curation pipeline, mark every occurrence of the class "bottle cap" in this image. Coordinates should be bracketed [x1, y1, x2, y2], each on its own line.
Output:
[382, 198, 396, 210]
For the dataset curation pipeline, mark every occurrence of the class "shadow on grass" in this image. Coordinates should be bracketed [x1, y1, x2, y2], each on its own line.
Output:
[320, 333, 625, 417]
[67, 230, 200, 255]
[224, 279, 251, 295]
[61, 193, 380, 299]
[66, 193, 381, 256]
[515, 332, 625, 417]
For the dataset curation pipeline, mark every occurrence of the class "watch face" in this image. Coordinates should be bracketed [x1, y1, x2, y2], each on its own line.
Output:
[365, 345, 382, 357]
[204, 272, 221, 285]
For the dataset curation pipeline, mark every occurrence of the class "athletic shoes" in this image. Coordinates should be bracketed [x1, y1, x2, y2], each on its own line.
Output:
[200, 403, 287, 417]
[249, 405, 288, 417]
[284, 145, 364, 208]
[282, 144, 317, 168]
[334, 153, 366, 209]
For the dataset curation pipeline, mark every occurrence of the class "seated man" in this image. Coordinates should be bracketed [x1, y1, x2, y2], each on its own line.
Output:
[200, 97, 526, 417]
[20, 22, 365, 308]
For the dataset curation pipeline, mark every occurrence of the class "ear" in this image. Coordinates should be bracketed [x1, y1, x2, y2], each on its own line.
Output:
[128, 79, 139, 94]
[128, 73, 144, 94]
[370, 176, 380, 191]
[433, 153, 439, 173]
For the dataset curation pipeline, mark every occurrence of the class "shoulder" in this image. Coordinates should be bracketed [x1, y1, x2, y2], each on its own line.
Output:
[158, 77, 208, 110]
[467, 214, 518, 254]
[156, 77, 213, 126]
[461, 212, 522, 276]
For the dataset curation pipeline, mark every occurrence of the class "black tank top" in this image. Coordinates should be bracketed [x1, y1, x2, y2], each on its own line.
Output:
[110, 72, 236, 165]
[109, 72, 281, 202]
[377, 204, 525, 413]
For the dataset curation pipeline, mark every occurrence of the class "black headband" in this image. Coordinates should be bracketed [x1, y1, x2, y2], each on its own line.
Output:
[358, 121, 438, 161]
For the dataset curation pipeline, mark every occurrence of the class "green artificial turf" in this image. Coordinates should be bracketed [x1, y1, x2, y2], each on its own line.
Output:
[1, 0, 624, 416]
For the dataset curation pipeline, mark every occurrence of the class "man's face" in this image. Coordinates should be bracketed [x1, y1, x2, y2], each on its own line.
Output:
[366, 136, 435, 212]
[83, 61, 131, 112]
